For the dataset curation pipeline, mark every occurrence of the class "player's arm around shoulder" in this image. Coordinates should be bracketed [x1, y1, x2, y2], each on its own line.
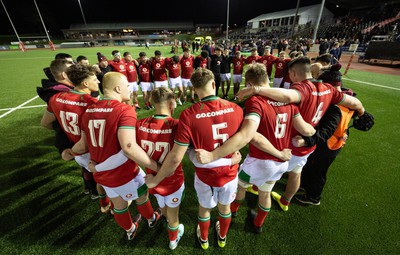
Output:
[241, 86, 301, 103]
[338, 94, 365, 116]
[118, 128, 160, 171]
[195, 117, 258, 164]
[293, 113, 316, 137]
[146, 143, 187, 189]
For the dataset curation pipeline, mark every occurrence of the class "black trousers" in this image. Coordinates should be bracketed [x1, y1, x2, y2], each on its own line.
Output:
[214, 74, 221, 96]
[301, 143, 342, 201]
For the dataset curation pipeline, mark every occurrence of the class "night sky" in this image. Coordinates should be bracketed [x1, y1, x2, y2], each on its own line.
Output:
[1, 0, 337, 36]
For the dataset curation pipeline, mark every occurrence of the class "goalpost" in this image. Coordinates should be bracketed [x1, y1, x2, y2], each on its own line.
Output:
[1, 0, 26, 52]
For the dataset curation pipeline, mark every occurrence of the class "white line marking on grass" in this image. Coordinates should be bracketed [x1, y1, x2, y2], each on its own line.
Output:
[343, 78, 400, 91]
[0, 56, 53, 61]
[0, 96, 40, 119]
[0, 104, 46, 112]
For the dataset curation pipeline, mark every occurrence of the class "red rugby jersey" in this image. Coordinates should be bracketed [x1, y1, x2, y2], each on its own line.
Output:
[174, 95, 243, 187]
[245, 95, 299, 161]
[290, 80, 344, 156]
[81, 99, 139, 187]
[47, 90, 97, 144]
[136, 115, 184, 196]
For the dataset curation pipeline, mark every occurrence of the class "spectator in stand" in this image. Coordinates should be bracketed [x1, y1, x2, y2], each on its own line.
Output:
[329, 42, 341, 65]
[319, 39, 330, 56]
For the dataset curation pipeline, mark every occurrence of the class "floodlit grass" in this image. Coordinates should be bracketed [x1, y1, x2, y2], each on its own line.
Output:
[0, 47, 399, 254]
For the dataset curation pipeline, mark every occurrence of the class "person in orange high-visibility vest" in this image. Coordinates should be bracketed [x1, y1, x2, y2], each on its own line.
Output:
[293, 62, 356, 205]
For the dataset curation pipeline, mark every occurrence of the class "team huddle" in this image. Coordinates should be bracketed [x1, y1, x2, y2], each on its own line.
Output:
[38, 46, 371, 250]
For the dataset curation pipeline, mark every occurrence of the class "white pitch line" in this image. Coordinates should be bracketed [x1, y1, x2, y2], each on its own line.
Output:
[343, 77, 400, 91]
[0, 56, 53, 61]
[0, 104, 46, 112]
[0, 96, 40, 119]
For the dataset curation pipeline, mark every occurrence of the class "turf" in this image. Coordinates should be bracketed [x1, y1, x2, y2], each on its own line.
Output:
[0, 47, 399, 254]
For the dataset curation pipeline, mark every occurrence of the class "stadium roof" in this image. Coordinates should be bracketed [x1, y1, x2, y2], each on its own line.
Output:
[248, 4, 330, 22]
[68, 22, 194, 31]
[328, 0, 400, 10]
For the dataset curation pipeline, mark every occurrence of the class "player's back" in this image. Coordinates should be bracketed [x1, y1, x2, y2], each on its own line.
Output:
[81, 99, 138, 187]
[290, 80, 344, 155]
[136, 115, 184, 196]
[245, 95, 299, 161]
[48, 90, 97, 144]
[174, 96, 243, 187]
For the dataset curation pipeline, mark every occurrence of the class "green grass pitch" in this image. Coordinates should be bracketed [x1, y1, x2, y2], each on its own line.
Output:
[0, 46, 399, 254]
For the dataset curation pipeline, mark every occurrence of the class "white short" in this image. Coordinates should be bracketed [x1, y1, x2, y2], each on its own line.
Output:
[169, 76, 182, 89]
[139, 82, 153, 92]
[283, 82, 291, 89]
[102, 168, 147, 201]
[194, 173, 238, 209]
[181, 78, 192, 88]
[128, 82, 138, 92]
[74, 152, 90, 171]
[233, 74, 242, 84]
[220, 73, 231, 82]
[154, 80, 169, 88]
[273, 77, 283, 88]
[238, 155, 289, 186]
[153, 183, 185, 208]
[287, 152, 313, 174]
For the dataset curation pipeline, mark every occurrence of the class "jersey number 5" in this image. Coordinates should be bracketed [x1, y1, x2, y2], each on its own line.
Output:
[88, 119, 106, 147]
[212, 123, 229, 148]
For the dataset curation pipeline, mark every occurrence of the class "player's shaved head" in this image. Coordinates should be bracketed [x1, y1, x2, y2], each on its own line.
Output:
[310, 63, 323, 79]
[245, 63, 268, 86]
[190, 68, 214, 89]
[288, 56, 311, 74]
[50, 59, 72, 81]
[103, 72, 126, 93]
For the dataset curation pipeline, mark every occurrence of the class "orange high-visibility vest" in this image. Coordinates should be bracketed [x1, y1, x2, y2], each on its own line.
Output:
[327, 105, 355, 150]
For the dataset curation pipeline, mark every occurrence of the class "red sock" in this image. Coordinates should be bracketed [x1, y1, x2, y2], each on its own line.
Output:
[136, 199, 154, 220]
[218, 213, 232, 238]
[280, 195, 290, 206]
[252, 185, 259, 192]
[113, 207, 132, 230]
[99, 194, 109, 207]
[167, 225, 179, 241]
[198, 216, 210, 241]
[253, 204, 270, 227]
[230, 200, 241, 213]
